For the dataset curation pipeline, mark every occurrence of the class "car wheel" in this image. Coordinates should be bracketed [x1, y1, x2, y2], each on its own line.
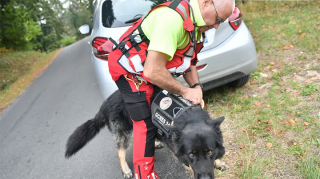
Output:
[227, 74, 250, 88]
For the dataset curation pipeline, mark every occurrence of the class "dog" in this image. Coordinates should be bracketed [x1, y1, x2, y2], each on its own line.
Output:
[65, 90, 226, 179]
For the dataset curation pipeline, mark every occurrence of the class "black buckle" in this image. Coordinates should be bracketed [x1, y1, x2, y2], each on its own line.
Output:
[131, 39, 137, 47]
[118, 41, 127, 53]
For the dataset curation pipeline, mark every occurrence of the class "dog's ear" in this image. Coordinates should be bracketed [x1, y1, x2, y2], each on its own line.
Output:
[206, 116, 225, 129]
[167, 125, 182, 139]
[173, 114, 187, 131]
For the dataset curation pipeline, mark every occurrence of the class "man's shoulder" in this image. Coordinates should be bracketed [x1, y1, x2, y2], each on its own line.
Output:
[146, 6, 184, 25]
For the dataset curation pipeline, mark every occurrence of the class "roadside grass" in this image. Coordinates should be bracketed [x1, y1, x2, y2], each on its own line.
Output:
[204, 1, 320, 178]
[0, 1, 319, 178]
[0, 49, 62, 113]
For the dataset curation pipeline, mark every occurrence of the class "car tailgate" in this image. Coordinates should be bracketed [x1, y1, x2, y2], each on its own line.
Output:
[201, 22, 234, 52]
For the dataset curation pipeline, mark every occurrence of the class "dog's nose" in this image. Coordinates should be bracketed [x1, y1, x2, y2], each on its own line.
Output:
[199, 176, 211, 179]
[198, 174, 212, 179]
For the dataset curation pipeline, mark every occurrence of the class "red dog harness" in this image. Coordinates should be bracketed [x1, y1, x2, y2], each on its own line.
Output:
[108, 0, 205, 82]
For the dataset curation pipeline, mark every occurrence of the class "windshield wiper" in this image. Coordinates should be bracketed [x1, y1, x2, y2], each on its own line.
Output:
[125, 14, 143, 24]
[125, 17, 141, 24]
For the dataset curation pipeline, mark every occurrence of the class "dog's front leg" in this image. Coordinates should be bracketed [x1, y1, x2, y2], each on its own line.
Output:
[182, 165, 194, 179]
[155, 139, 164, 149]
[214, 159, 229, 171]
[118, 148, 133, 178]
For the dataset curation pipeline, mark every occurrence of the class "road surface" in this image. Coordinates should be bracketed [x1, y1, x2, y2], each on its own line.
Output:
[0, 38, 190, 179]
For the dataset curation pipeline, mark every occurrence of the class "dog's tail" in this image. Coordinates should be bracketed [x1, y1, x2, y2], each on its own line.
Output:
[65, 109, 107, 158]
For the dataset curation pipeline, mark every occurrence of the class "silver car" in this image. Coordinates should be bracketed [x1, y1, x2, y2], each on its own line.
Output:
[79, 0, 257, 99]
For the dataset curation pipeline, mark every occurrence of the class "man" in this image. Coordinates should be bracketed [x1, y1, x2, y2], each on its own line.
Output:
[107, 0, 235, 178]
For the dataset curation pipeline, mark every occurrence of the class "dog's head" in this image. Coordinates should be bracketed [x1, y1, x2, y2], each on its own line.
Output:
[168, 110, 225, 179]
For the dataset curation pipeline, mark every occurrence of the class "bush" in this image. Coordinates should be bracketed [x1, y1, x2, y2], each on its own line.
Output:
[60, 36, 76, 47]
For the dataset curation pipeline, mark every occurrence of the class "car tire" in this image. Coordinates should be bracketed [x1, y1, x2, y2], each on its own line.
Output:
[227, 74, 250, 88]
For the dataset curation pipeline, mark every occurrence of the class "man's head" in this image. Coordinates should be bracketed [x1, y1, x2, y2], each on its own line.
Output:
[198, 0, 235, 32]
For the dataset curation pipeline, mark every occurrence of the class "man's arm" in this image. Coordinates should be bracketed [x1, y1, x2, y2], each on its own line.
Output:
[143, 51, 204, 107]
[183, 65, 204, 108]
[183, 65, 200, 87]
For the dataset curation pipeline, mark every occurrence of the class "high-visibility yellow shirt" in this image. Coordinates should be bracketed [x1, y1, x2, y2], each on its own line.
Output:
[141, 0, 206, 61]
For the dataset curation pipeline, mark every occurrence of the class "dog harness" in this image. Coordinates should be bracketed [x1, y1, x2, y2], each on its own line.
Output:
[151, 90, 201, 137]
[108, 0, 205, 82]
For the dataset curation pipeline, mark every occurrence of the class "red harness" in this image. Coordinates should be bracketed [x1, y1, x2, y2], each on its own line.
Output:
[108, 0, 205, 82]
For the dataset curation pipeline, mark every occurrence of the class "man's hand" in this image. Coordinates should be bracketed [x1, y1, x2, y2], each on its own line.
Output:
[182, 86, 204, 108]
[144, 51, 204, 108]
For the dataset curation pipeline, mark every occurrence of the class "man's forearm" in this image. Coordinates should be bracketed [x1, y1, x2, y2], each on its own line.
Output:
[183, 65, 200, 87]
[146, 66, 188, 95]
[143, 51, 188, 95]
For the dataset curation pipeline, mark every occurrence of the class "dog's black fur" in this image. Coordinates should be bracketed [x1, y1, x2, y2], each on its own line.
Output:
[65, 90, 225, 179]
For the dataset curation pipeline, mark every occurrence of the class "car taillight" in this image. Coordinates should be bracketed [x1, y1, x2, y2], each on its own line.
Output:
[92, 37, 113, 61]
[229, 7, 242, 30]
[196, 64, 207, 71]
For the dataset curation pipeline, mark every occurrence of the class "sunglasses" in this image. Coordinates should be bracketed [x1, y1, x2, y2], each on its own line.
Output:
[212, 1, 224, 24]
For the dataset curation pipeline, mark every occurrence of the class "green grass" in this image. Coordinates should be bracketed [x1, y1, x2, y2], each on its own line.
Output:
[205, 1, 320, 178]
[299, 157, 320, 179]
[0, 49, 61, 113]
[0, 50, 45, 90]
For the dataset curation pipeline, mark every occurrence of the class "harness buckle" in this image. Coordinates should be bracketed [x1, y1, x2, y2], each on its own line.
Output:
[118, 41, 127, 53]
[130, 39, 137, 47]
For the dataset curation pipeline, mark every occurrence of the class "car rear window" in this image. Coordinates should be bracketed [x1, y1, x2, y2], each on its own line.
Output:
[102, 0, 167, 28]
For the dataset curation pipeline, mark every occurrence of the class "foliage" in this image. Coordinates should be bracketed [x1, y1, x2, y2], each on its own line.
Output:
[60, 36, 76, 47]
[0, 0, 94, 52]
[0, 2, 42, 50]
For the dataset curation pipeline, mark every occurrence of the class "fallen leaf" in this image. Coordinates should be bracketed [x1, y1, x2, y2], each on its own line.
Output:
[288, 119, 295, 125]
[303, 122, 309, 126]
[239, 145, 245, 149]
[288, 140, 295, 146]
[299, 30, 303, 33]
[266, 125, 272, 131]
[253, 36, 260, 39]
[295, 118, 299, 122]
[296, 24, 301, 27]
[312, 120, 316, 123]
[270, 62, 275, 66]
[278, 130, 284, 135]
[284, 44, 293, 50]
[263, 120, 270, 123]
[243, 128, 247, 132]
[282, 33, 286, 36]
[255, 102, 261, 106]
[266, 65, 272, 69]
[266, 104, 270, 108]
[267, 143, 273, 148]
[272, 69, 277, 73]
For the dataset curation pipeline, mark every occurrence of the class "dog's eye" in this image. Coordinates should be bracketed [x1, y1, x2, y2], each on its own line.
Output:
[207, 150, 212, 156]
[189, 153, 194, 158]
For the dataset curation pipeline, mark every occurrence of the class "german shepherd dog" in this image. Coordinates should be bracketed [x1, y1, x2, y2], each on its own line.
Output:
[65, 90, 226, 179]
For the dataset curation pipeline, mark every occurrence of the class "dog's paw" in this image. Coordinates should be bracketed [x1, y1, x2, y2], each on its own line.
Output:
[123, 168, 133, 178]
[155, 140, 164, 149]
[214, 159, 229, 171]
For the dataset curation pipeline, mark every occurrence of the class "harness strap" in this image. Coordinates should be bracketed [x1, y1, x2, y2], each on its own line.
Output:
[128, 34, 141, 52]
[169, 0, 181, 9]
[137, 25, 150, 46]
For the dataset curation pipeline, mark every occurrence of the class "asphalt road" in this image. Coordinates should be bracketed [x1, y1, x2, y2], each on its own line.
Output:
[0, 38, 190, 179]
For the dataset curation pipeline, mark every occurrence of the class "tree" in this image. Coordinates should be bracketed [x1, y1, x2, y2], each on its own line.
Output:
[0, 1, 42, 50]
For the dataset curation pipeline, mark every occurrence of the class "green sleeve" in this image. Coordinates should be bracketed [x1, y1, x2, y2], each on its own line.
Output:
[141, 7, 185, 61]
